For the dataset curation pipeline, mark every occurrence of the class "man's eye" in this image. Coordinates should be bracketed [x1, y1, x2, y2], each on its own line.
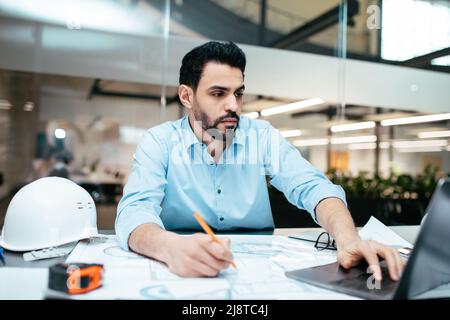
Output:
[235, 92, 244, 98]
[212, 92, 224, 97]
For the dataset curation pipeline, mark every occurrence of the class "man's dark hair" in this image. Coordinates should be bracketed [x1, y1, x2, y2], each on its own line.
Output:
[179, 41, 246, 91]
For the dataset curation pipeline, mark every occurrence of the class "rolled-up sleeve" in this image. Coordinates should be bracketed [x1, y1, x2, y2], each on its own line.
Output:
[264, 126, 347, 225]
[115, 131, 168, 250]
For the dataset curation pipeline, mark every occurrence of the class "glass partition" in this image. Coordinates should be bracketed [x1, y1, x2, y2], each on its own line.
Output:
[0, 0, 448, 229]
[0, 0, 175, 228]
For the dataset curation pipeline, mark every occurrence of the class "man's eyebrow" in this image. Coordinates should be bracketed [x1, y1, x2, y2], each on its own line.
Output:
[208, 85, 245, 91]
[208, 85, 229, 91]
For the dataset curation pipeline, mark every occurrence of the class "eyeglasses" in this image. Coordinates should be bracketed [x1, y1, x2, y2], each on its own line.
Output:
[314, 232, 337, 251]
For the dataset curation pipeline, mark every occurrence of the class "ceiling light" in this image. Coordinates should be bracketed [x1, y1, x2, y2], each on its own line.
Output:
[54, 128, 66, 139]
[417, 130, 450, 139]
[380, 113, 450, 126]
[0, 0, 153, 36]
[0, 99, 12, 110]
[24, 101, 34, 111]
[260, 98, 325, 117]
[330, 135, 377, 145]
[393, 139, 447, 148]
[293, 138, 329, 147]
[280, 129, 302, 138]
[398, 147, 443, 153]
[331, 121, 375, 133]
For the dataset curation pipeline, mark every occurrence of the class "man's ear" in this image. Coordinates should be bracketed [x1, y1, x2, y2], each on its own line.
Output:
[178, 85, 194, 109]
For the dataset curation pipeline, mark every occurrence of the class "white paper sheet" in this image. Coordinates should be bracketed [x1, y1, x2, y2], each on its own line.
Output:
[358, 217, 413, 248]
[65, 235, 148, 264]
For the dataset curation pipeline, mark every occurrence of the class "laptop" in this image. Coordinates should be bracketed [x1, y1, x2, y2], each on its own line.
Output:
[285, 178, 450, 300]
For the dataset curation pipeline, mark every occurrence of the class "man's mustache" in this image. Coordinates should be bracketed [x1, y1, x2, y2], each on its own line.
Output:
[214, 112, 239, 126]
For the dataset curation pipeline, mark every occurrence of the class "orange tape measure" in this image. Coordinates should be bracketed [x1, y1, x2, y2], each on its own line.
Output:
[48, 263, 104, 294]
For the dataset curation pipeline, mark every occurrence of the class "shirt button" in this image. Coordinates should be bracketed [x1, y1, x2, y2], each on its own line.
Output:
[217, 189, 221, 194]
[219, 217, 224, 221]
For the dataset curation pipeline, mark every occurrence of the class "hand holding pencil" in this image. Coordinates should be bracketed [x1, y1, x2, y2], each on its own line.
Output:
[193, 211, 237, 270]
[128, 213, 236, 278]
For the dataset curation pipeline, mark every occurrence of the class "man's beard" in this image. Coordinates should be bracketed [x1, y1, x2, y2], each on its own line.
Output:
[193, 109, 239, 142]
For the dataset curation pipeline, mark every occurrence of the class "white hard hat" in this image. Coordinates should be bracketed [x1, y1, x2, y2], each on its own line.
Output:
[0, 177, 98, 251]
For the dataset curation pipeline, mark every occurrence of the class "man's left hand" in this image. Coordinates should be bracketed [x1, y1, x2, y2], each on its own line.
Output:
[337, 239, 406, 281]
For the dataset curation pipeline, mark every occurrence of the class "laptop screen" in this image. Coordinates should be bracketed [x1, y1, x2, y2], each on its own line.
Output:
[395, 178, 450, 299]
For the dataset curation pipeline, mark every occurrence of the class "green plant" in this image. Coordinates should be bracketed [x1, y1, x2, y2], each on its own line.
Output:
[326, 164, 447, 201]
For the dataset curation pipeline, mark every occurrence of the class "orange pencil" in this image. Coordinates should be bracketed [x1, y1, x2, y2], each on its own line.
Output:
[193, 211, 237, 269]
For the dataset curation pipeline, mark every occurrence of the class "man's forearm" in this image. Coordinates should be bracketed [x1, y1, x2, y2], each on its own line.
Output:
[315, 197, 360, 249]
[128, 223, 178, 263]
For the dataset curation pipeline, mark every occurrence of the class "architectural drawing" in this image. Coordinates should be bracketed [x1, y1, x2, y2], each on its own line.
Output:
[65, 234, 354, 299]
[139, 285, 174, 299]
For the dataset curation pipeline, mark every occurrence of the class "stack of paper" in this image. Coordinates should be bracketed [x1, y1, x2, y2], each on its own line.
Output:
[358, 217, 413, 248]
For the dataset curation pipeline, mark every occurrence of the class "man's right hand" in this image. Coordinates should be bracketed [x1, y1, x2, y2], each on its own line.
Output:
[128, 224, 234, 277]
[165, 233, 234, 277]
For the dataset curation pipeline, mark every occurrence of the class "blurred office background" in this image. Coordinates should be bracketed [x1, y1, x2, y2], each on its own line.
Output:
[0, 0, 449, 230]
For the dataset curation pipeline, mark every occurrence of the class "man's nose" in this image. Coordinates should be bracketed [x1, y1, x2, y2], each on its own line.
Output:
[225, 95, 239, 113]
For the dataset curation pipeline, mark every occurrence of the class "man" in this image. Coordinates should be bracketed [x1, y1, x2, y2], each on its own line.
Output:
[116, 41, 404, 280]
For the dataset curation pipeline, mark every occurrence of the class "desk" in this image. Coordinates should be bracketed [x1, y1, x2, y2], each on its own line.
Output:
[0, 226, 420, 300]
[1, 226, 419, 269]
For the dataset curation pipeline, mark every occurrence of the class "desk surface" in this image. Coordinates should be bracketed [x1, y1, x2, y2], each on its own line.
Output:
[0, 226, 422, 300]
[1, 226, 420, 269]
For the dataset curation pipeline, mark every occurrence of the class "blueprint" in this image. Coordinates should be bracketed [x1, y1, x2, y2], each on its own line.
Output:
[64, 234, 356, 300]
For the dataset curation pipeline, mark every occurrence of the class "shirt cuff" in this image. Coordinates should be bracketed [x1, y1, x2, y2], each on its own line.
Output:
[115, 212, 165, 251]
[303, 184, 347, 225]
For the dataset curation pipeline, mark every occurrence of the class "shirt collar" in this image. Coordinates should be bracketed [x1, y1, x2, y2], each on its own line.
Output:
[180, 115, 245, 150]
[180, 116, 199, 149]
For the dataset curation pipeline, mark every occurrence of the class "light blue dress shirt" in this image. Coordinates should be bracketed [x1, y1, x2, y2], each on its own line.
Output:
[115, 115, 346, 250]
